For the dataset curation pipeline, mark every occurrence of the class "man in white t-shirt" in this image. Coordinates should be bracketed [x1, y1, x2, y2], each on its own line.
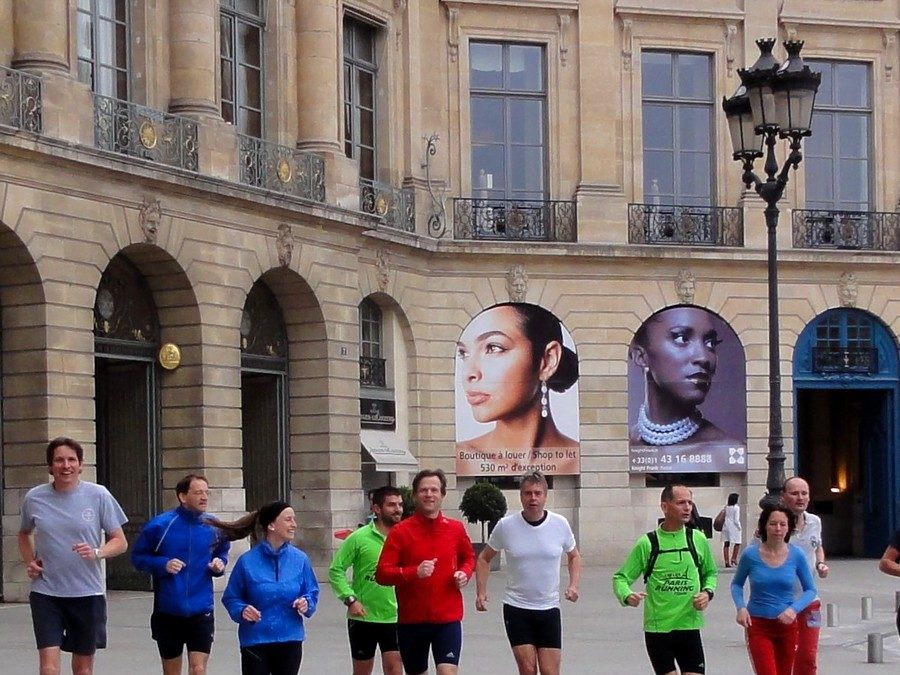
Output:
[475, 471, 581, 675]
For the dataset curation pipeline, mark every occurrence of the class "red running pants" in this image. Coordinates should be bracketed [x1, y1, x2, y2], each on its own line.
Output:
[793, 599, 821, 675]
[746, 616, 799, 675]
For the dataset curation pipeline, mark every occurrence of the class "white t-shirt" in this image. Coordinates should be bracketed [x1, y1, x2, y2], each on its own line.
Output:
[487, 510, 577, 610]
[791, 511, 824, 572]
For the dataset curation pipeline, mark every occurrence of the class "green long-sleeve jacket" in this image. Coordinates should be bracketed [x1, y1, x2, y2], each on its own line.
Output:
[328, 522, 398, 623]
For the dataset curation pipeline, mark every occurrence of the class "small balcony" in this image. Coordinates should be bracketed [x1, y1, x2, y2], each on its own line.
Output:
[453, 198, 576, 242]
[238, 134, 326, 203]
[359, 356, 386, 388]
[792, 210, 899, 252]
[812, 346, 878, 375]
[360, 179, 416, 232]
[627, 204, 743, 246]
[93, 95, 198, 171]
[0, 65, 42, 133]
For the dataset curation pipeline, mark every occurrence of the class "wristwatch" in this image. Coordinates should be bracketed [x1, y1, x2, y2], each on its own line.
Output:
[815, 561, 827, 571]
[343, 595, 357, 607]
[93, 548, 102, 560]
[703, 589, 714, 601]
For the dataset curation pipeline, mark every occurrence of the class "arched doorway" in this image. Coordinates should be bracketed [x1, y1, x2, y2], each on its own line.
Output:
[240, 280, 289, 509]
[94, 255, 160, 590]
[793, 308, 899, 557]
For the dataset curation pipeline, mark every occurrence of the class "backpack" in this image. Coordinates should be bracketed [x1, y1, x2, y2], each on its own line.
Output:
[643, 528, 702, 584]
[713, 508, 726, 532]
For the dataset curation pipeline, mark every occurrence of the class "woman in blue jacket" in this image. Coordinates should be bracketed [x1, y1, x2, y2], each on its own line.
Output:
[215, 501, 319, 675]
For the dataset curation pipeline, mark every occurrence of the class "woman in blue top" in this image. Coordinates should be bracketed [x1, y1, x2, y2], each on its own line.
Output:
[731, 504, 816, 675]
[215, 501, 319, 675]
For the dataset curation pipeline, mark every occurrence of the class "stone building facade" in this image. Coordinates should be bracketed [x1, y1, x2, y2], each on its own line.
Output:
[0, 0, 898, 600]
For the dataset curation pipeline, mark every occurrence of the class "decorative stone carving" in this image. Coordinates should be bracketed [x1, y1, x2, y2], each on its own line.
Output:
[675, 269, 696, 304]
[139, 196, 161, 245]
[884, 31, 897, 82]
[506, 264, 528, 303]
[376, 249, 389, 292]
[447, 8, 459, 63]
[838, 272, 858, 308]
[621, 19, 633, 71]
[276, 223, 294, 268]
[558, 12, 571, 66]
[725, 24, 737, 77]
[394, 0, 407, 8]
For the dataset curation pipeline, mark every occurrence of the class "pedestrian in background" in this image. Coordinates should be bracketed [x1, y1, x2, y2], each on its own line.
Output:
[878, 527, 900, 636]
[722, 493, 741, 568]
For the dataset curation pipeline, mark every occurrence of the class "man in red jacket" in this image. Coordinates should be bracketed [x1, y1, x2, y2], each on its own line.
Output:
[376, 469, 476, 675]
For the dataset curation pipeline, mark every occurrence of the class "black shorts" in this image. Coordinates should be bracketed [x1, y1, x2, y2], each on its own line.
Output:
[397, 622, 462, 674]
[30, 592, 107, 655]
[644, 629, 706, 675]
[503, 604, 562, 649]
[348, 619, 399, 661]
[151, 611, 215, 659]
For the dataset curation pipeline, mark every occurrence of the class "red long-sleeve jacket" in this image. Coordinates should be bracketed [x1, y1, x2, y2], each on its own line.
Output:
[375, 511, 476, 624]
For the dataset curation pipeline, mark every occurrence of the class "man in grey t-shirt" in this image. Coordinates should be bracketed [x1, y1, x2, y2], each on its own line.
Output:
[18, 437, 128, 675]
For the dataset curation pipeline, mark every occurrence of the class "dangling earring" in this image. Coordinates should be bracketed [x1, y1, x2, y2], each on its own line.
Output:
[643, 366, 650, 409]
[540, 380, 548, 418]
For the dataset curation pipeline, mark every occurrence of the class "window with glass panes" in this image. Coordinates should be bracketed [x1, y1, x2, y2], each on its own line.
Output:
[359, 299, 382, 359]
[804, 61, 871, 212]
[76, 0, 129, 99]
[220, 0, 264, 138]
[343, 17, 378, 181]
[815, 313, 873, 352]
[641, 52, 714, 207]
[469, 43, 547, 201]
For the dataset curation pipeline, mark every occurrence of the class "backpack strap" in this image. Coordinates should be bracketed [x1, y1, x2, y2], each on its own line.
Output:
[643, 530, 660, 584]
[685, 526, 701, 573]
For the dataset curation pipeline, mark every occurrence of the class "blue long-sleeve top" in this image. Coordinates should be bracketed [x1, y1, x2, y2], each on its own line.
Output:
[222, 540, 319, 648]
[730, 543, 816, 618]
[131, 506, 230, 616]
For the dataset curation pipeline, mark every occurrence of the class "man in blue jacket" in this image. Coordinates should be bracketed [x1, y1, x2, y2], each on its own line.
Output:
[132, 474, 230, 675]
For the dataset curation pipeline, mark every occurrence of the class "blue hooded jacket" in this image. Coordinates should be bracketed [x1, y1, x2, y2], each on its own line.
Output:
[222, 540, 319, 648]
[131, 506, 230, 616]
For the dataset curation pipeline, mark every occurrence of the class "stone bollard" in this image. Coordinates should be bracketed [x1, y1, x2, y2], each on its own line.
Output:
[861, 596, 873, 620]
[867, 633, 884, 663]
[826, 602, 838, 627]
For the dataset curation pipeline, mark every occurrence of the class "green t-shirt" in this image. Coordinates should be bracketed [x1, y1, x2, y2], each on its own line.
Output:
[328, 522, 398, 623]
[612, 526, 718, 633]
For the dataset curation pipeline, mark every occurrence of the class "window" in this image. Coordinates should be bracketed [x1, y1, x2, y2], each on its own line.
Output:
[812, 309, 876, 374]
[220, 0, 264, 137]
[76, 0, 130, 99]
[343, 17, 378, 181]
[470, 42, 547, 201]
[360, 299, 383, 359]
[641, 52, 714, 206]
[805, 62, 871, 211]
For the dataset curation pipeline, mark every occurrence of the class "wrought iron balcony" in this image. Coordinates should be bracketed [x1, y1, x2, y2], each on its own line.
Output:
[0, 65, 42, 133]
[360, 179, 416, 232]
[792, 210, 899, 251]
[238, 134, 326, 203]
[628, 204, 743, 246]
[359, 356, 387, 388]
[453, 198, 576, 242]
[812, 346, 878, 375]
[93, 95, 198, 171]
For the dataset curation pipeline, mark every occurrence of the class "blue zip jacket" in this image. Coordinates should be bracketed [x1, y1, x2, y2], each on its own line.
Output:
[131, 506, 230, 616]
[222, 540, 320, 648]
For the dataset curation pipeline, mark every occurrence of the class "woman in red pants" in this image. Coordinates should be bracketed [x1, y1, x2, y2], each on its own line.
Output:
[730, 505, 817, 675]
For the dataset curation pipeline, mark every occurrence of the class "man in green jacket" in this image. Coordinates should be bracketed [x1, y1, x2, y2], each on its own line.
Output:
[613, 484, 718, 675]
[329, 486, 404, 675]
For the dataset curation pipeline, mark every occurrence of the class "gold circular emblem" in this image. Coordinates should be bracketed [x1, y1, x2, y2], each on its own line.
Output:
[375, 194, 388, 216]
[276, 158, 292, 184]
[158, 343, 182, 370]
[139, 121, 158, 149]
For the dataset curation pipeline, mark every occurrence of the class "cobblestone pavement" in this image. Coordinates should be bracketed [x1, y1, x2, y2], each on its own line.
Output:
[1, 560, 897, 673]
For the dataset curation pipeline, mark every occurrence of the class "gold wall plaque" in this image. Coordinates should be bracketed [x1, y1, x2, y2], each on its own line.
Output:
[375, 193, 388, 216]
[158, 343, 182, 370]
[139, 121, 158, 149]
[276, 158, 292, 183]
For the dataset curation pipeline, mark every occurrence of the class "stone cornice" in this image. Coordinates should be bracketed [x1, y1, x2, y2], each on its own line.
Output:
[614, 0, 743, 22]
[779, 13, 900, 31]
[441, 0, 578, 11]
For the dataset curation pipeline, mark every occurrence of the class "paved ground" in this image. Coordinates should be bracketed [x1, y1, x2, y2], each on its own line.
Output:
[1, 560, 897, 673]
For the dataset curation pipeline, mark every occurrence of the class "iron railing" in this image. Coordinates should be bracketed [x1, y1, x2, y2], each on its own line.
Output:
[812, 347, 878, 375]
[453, 198, 577, 242]
[628, 204, 744, 246]
[0, 65, 42, 132]
[359, 356, 387, 388]
[93, 95, 198, 171]
[792, 210, 899, 251]
[360, 179, 416, 232]
[238, 134, 326, 203]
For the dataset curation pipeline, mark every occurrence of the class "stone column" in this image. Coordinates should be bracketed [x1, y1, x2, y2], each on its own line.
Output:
[12, 0, 69, 73]
[295, 0, 342, 153]
[169, 0, 219, 117]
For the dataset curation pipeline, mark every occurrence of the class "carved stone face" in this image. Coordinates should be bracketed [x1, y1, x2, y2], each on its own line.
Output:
[506, 265, 527, 302]
[675, 270, 695, 304]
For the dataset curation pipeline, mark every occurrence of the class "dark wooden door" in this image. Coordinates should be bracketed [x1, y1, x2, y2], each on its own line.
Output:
[241, 371, 287, 510]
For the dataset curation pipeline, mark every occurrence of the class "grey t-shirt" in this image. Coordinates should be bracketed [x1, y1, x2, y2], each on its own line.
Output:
[21, 481, 128, 597]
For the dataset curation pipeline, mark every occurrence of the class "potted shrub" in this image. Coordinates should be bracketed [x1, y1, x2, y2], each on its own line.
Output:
[459, 481, 507, 570]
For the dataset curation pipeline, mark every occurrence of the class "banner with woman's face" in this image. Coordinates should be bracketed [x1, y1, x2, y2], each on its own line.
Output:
[628, 305, 747, 473]
[455, 303, 580, 476]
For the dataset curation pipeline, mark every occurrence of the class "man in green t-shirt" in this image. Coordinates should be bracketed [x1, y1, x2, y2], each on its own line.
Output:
[329, 486, 404, 675]
[613, 484, 718, 675]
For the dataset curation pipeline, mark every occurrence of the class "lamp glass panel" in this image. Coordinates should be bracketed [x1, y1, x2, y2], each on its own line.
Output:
[748, 84, 779, 128]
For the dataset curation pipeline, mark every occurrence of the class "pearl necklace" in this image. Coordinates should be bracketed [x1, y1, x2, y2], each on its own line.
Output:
[637, 404, 701, 445]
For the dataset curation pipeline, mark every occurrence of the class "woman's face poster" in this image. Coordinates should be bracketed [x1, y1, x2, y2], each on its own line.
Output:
[628, 305, 747, 473]
[455, 303, 581, 476]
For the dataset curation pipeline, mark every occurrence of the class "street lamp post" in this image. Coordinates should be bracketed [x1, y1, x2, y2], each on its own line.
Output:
[722, 38, 821, 508]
